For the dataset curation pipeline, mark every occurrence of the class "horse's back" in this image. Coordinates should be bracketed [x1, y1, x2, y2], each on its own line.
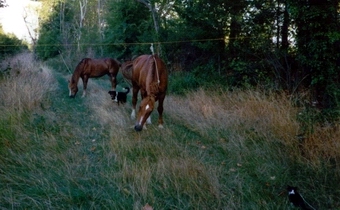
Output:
[132, 54, 167, 93]
[79, 58, 120, 77]
[105, 58, 121, 69]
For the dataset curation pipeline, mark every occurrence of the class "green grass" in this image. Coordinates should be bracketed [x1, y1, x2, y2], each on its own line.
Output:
[0, 53, 340, 209]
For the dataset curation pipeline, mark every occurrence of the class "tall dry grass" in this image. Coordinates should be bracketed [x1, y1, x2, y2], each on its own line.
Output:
[84, 85, 340, 208]
[166, 88, 340, 168]
[82, 85, 224, 208]
[166, 88, 299, 143]
[0, 53, 57, 114]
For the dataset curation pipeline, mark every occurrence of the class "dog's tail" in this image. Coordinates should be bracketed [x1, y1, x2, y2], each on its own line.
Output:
[124, 87, 130, 94]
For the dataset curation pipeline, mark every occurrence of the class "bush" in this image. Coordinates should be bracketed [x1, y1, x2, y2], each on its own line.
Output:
[168, 72, 200, 95]
[0, 33, 28, 59]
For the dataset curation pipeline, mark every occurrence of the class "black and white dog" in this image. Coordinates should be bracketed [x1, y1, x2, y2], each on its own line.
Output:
[108, 87, 130, 105]
[287, 186, 316, 210]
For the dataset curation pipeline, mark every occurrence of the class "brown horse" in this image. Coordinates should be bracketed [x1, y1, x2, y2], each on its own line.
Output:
[68, 58, 120, 98]
[121, 60, 133, 82]
[124, 54, 168, 131]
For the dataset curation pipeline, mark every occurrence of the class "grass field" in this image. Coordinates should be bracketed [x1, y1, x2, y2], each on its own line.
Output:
[0, 53, 339, 209]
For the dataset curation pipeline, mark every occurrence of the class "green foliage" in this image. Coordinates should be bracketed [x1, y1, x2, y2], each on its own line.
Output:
[168, 72, 200, 95]
[32, 0, 340, 121]
[164, 0, 227, 74]
[34, 5, 62, 60]
[168, 60, 227, 95]
[288, 0, 340, 111]
[103, 0, 152, 59]
[34, 30, 61, 60]
[0, 28, 27, 59]
[34, 1, 75, 60]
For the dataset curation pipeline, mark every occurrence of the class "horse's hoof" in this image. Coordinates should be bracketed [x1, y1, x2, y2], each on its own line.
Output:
[158, 124, 164, 129]
[134, 125, 143, 132]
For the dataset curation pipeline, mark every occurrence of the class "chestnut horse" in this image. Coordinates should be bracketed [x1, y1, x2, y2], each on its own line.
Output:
[124, 54, 168, 131]
[120, 60, 133, 86]
[68, 58, 120, 98]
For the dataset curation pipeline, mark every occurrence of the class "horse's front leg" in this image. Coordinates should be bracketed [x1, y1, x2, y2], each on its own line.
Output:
[140, 90, 152, 125]
[82, 75, 89, 97]
[110, 74, 117, 91]
[131, 86, 139, 120]
[157, 94, 166, 128]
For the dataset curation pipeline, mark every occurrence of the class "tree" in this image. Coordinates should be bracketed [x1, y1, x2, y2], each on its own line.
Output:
[170, 0, 228, 74]
[289, 0, 340, 109]
[0, 26, 27, 59]
[34, 1, 72, 60]
[103, 0, 152, 59]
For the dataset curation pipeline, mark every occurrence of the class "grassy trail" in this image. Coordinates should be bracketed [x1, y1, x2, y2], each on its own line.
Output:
[1, 63, 340, 209]
[1, 72, 132, 209]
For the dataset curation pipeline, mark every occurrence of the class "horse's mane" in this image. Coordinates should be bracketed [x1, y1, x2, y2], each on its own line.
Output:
[148, 55, 161, 96]
[71, 58, 89, 83]
[110, 58, 121, 68]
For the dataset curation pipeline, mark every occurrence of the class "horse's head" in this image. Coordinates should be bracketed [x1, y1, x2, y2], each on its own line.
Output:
[134, 96, 155, 131]
[68, 79, 78, 98]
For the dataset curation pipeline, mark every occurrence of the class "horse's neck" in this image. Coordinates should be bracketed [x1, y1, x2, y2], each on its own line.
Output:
[71, 69, 81, 84]
[148, 81, 159, 97]
[148, 58, 159, 82]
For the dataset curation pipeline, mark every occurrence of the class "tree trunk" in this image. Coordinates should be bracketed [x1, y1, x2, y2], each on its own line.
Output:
[97, 0, 103, 55]
[136, 0, 161, 55]
[77, 0, 88, 51]
[281, 1, 289, 52]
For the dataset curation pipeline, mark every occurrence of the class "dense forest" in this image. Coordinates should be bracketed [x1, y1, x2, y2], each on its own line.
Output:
[1, 0, 340, 117]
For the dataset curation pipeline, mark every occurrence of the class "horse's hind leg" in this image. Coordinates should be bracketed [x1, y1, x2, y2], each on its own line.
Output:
[157, 94, 165, 128]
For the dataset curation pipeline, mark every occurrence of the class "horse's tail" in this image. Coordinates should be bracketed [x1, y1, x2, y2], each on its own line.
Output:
[121, 61, 133, 85]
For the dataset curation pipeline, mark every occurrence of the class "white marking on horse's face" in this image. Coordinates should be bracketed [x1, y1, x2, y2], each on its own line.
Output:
[288, 189, 295, 195]
[145, 104, 150, 111]
[138, 116, 144, 125]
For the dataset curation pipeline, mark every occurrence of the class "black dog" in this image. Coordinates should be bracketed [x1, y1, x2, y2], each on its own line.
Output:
[108, 87, 130, 105]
